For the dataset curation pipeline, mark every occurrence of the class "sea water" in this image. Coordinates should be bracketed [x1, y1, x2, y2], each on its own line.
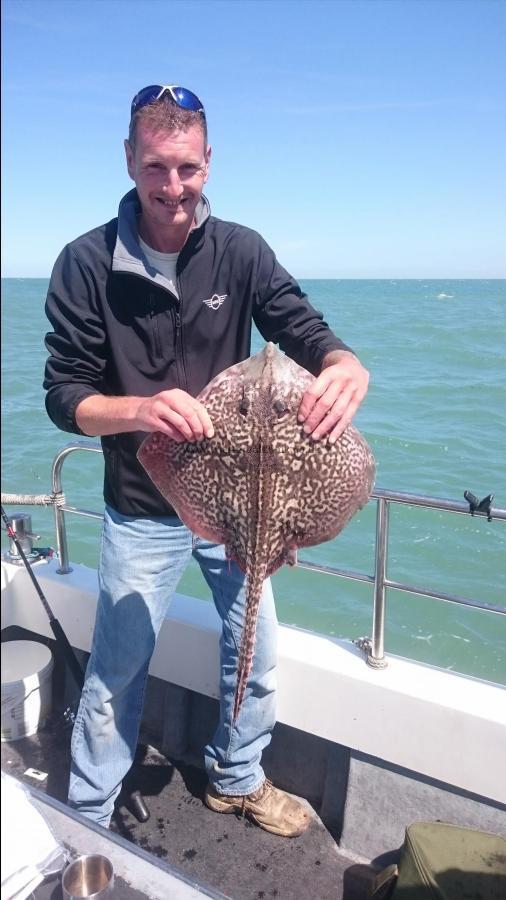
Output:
[1, 278, 505, 684]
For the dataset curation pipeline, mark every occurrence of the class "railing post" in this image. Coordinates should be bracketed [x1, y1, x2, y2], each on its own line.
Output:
[369, 497, 389, 668]
[51, 448, 73, 574]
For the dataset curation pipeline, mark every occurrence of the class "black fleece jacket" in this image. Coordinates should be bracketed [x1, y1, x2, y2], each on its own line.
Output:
[44, 190, 351, 516]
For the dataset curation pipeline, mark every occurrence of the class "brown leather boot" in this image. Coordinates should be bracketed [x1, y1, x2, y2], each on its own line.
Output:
[204, 779, 312, 837]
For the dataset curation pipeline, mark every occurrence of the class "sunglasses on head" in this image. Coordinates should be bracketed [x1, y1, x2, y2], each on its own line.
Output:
[130, 85, 205, 118]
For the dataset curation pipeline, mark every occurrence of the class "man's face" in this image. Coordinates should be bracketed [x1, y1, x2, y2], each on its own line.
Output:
[125, 121, 211, 249]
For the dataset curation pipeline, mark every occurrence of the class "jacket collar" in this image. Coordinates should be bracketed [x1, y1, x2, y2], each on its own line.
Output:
[112, 189, 211, 288]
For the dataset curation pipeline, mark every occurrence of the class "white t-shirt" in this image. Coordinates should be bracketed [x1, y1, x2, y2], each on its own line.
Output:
[139, 237, 179, 299]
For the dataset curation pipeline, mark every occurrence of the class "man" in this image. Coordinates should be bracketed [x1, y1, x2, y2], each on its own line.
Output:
[44, 84, 369, 838]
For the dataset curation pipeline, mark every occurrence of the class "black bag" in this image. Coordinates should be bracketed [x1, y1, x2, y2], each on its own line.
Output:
[370, 821, 506, 900]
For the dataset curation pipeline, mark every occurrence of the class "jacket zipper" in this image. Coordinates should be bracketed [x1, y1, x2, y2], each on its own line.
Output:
[175, 274, 188, 391]
[148, 293, 162, 359]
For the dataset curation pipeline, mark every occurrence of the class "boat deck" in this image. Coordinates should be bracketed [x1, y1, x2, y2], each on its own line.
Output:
[1, 714, 380, 900]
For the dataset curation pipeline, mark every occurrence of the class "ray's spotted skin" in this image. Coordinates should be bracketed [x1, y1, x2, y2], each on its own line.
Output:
[138, 343, 375, 720]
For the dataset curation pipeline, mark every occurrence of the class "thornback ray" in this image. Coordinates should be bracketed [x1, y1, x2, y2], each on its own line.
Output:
[137, 343, 375, 721]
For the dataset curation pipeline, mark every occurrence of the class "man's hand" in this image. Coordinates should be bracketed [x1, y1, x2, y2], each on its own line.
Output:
[75, 390, 214, 442]
[297, 350, 369, 444]
[135, 389, 214, 443]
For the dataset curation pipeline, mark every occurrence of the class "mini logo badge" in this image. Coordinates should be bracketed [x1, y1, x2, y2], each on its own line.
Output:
[203, 293, 227, 311]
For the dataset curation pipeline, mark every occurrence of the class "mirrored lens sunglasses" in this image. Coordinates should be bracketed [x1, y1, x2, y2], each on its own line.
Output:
[130, 85, 205, 118]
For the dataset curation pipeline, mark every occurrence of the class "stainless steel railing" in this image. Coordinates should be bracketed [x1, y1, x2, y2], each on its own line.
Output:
[296, 489, 506, 667]
[50, 439, 104, 574]
[3, 440, 506, 668]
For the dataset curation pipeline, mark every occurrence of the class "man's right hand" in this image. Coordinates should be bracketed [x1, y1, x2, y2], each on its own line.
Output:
[134, 390, 214, 442]
[75, 391, 214, 442]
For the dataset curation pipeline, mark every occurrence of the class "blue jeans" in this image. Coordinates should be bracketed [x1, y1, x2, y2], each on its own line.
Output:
[68, 505, 277, 827]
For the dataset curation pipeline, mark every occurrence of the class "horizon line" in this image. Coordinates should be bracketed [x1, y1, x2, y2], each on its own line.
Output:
[2, 273, 506, 281]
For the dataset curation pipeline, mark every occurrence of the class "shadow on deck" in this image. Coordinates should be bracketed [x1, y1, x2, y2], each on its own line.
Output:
[1, 713, 381, 900]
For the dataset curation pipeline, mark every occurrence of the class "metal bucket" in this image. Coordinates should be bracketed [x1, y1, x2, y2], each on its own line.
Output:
[62, 854, 114, 899]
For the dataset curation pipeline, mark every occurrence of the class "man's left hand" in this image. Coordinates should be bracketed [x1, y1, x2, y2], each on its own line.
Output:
[298, 350, 369, 444]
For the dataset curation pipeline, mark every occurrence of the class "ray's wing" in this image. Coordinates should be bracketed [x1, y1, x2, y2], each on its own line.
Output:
[137, 359, 257, 567]
[270, 422, 375, 562]
[253, 381, 376, 577]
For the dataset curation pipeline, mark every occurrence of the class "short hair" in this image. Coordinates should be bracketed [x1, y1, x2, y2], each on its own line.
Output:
[128, 96, 208, 151]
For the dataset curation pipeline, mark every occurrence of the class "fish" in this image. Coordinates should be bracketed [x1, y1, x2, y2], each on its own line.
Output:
[137, 343, 375, 720]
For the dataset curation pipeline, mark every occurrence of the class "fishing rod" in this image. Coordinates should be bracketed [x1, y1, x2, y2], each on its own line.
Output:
[2, 504, 151, 822]
[1, 504, 84, 691]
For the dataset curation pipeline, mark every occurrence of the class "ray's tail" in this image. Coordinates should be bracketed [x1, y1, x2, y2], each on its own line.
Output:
[232, 565, 266, 722]
[232, 652, 251, 722]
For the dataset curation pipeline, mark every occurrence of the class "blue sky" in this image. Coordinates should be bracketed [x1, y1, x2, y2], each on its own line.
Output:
[2, 0, 505, 278]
